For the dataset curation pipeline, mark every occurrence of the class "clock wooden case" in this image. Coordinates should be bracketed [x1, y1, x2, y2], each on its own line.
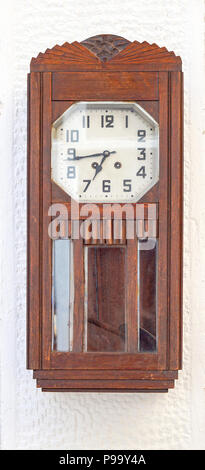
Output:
[27, 34, 183, 392]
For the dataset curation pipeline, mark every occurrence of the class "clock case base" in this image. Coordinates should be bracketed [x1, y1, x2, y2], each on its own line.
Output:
[33, 370, 178, 393]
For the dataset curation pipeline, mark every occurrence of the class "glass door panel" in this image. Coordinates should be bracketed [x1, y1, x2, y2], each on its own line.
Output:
[84, 246, 126, 352]
[138, 238, 158, 352]
[52, 239, 74, 351]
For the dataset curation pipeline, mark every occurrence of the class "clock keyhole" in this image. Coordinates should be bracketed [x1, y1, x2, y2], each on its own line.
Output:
[114, 161, 122, 169]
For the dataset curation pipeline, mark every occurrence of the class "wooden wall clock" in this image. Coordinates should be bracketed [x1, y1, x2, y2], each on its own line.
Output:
[27, 34, 183, 392]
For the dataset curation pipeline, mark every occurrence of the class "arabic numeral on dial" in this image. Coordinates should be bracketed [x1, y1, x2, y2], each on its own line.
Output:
[137, 148, 146, 160]
[66, 130, 79, 142]
[83, 180, 91, 192]
[101, 115, 114, 128]
[136, 166, 147, 179]
[123, 179, 132, 192]
[67, 166, 76, 178]
[102, 180, 111, 192]
[137, 130, 146, 142]
[67, 148, 76, 159]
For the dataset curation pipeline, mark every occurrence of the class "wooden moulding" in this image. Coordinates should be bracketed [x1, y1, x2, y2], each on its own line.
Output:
[41, 72, 52, 370]
[36, 379, 174, 393]
[34, 369, 178, 392]
[27, 34, 183, 392]
[27, 72, 41, 370]
[169, 71, 183, 370]
[33, 369, 178, 380]
[34, 369, 178, 393]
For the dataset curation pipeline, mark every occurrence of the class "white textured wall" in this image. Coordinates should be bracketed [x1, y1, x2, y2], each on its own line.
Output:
[0, 0, 205, 450]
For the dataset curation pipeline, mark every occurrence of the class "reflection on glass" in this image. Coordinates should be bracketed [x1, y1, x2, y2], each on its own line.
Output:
[138, 238, 158, 352]
[84, 246, 126, 352]
[52, 239, 74, 351]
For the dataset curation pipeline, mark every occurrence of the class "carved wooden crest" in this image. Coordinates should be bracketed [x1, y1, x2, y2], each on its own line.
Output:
[31, 34, 181, 71]
[81, 34, 130, 61]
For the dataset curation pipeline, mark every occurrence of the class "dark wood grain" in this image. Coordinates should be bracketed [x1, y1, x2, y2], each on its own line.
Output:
[157, 72, 169, 369]
[52, 71, 158, 101]
[169, 71, 183, 370]
[34, 369, 178, 380]
[37, 378, 174, 390]
[52, 100, 75, 123]
[41, 72, 52, 369]
[50, 351, 159, 370]
[72, 238, 84, 352]
[27, 72, 41, 369]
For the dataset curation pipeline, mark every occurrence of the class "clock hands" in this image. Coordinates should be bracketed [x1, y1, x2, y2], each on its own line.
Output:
[64, 149, 116, 182]
[65, 151, 116, 161]
[92, 150, 116, 180]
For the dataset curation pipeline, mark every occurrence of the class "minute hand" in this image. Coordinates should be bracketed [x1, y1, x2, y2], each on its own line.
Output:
[67, 152, 109, 161]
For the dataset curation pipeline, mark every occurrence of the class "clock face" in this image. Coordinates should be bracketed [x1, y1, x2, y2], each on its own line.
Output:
[51, 102, 159, 203]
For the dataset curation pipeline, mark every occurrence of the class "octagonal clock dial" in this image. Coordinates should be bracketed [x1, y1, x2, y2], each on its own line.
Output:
[51, 102, 159, 203]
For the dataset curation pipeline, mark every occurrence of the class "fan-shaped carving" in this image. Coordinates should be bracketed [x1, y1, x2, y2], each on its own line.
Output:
[31, 41, 100, 67]
[30, 35, 181, 70]
[111, 40, 181, 65]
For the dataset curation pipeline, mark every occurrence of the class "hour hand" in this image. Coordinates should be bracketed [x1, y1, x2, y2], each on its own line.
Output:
[92, 163, 103, 180]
